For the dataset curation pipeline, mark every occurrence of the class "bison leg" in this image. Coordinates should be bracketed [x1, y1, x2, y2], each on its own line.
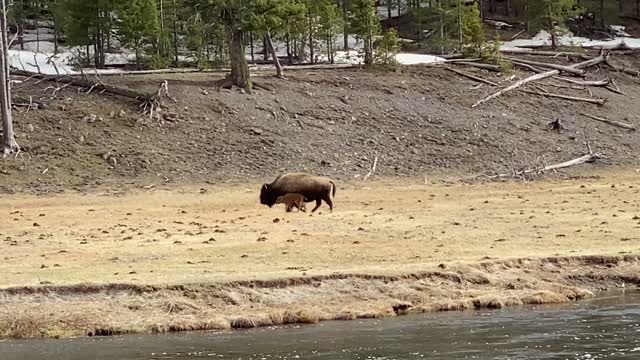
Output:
[322, 194, 334, 212]
[311, 199, 322, 213]
[300, 203, 307, 212]
[285, 203, 293, 212]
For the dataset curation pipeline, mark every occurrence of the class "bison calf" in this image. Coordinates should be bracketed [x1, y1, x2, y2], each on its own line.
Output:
[275, 193, 307, 212]
[260, 173, 336, 213]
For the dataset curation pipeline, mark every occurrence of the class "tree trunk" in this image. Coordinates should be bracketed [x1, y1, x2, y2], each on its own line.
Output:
[135, 47, 141, 70]
[266, 30, 284, 79]
[53, 0, 59, 54]
[342, 0, 349, 50]
[263, 35, 269, 61]
[35, 6, 40, 53]
[227, 27, 251, 91]
[18, 0, 24, 51]
[172, 0, 179, 66]
[286, 32, 293, 65]
[250, 32, 255, 62]
[308, 5, 314, 64]
[0, 0, 18, 156]
[387, 0, 392, 18]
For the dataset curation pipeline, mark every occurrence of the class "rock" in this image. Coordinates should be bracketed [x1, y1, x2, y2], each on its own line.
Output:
[82, 114, 97, 123]
[27, 124, 35, 132]
[163, 112, 179, 122]
[118, 110, 127, 117]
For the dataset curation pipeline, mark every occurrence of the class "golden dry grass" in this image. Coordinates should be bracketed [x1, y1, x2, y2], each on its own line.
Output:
[1, 170, 640, 288]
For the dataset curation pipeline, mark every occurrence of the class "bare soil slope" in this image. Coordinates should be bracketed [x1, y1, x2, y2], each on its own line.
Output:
[2, 56, 640, 194]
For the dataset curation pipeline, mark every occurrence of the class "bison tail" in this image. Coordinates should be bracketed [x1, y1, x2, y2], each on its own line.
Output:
[330, 180, 336, 197]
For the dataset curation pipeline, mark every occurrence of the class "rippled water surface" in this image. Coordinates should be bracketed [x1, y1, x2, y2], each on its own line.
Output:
[2, 290, 639, 360]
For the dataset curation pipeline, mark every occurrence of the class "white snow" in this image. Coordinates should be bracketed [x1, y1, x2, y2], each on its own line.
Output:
[9, 49, 75, 75]
[396, 53, 446, 65]
[502, 29, 640, 51]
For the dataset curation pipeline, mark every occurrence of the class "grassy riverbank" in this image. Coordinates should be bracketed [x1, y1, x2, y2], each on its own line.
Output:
[1, 170, 639, 338]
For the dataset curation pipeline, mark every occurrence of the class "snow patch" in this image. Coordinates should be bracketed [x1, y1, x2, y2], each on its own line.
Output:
[9, 50, 75, 75]
[502, 29, 640, 51]
[396, 53, 446, 65]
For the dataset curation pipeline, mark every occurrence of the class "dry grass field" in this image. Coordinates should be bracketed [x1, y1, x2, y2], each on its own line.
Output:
[1, 170, 640, 338]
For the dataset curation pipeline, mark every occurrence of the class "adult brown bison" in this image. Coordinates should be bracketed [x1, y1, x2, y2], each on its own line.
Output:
[260, 173, 336, 213]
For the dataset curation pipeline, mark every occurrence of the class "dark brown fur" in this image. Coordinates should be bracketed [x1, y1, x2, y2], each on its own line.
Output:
[260, 173, 336, 213]
[275, 193, 307, 212]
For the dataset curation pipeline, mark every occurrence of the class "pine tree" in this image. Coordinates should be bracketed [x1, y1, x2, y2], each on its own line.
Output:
[350, 0, 380, 65]
[374, 27, 400, 66]
[116, 0, 160, 69]
[57, 0, 118, 68]
[281, 0, 307, 65]
[317, 0, 342, 64]
[461, 2, 485, 57]
[251, 0, 304, 77]
[185, 11, 206, 66]
[527, 0, 581, 49]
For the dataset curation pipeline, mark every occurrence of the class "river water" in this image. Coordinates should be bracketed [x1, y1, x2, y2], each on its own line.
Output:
[1, 290, 639, 360]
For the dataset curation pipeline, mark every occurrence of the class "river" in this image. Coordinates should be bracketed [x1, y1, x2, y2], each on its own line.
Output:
[1, 290, 638, 360]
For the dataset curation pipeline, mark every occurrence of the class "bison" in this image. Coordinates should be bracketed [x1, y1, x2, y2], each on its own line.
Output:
[275, 193, 307, 212]
[260, 173, 336, 213]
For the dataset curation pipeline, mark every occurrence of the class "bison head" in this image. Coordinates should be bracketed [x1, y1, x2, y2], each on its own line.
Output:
[260, 184, 277, 207]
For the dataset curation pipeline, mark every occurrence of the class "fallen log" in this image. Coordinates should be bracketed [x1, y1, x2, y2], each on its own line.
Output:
[580, 112, 636, 131]
[492, 152, 603, 178]
[11, 69, 174, 116]
[500, 48, 589, 59]
[554, 77, 609, 86]
[445, 67, 497, 86]
[472, 70, 559, 108]
[543, 152, 602, 172]
[509, 61, 546, 73]
[472, 54, 607, 108]
[606, 62, 640, 77]
[363, 156, 378, 182]
[504, 57, 586, 76]
[521, 89, 607, 105]
[538, 82, 585, 91]
[456, 62, 501, 72]
[510, 29, 526, 40]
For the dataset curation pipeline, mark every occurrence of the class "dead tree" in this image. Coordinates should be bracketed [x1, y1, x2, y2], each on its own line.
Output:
[266, 30, 285, 79]
[1, 0, 18, 156]
[11, 70, 176, 119]
[473, 53, 608, 108]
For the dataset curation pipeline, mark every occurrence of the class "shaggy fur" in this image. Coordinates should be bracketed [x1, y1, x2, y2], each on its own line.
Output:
[260, 173, 336, 212]
[275, 193, 308, 212]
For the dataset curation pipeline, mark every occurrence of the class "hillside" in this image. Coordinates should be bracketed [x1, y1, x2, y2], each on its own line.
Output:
[2, 54, 640, 194]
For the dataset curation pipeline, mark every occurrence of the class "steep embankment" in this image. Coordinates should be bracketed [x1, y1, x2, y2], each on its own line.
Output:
[2, 54, 640, 193]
